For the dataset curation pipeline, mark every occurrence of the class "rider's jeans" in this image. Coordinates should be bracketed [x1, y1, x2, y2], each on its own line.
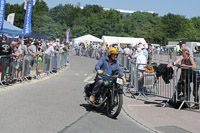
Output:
[92, 75, 104, 97]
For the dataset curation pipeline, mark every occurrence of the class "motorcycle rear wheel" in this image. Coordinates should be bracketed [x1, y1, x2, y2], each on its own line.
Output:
[106, 93, 123, 119]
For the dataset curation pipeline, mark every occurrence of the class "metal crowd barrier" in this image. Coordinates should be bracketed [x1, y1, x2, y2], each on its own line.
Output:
[76, 48, 109, 60]
[119, 52, 199, 110]
[0, 56, 12, 86]
[81, 48, 200, 110]
[193, 54, 200, 68]
[152, 50, 179, 64]
[0, 51, 69, 88]
[174, 67, 200, 110]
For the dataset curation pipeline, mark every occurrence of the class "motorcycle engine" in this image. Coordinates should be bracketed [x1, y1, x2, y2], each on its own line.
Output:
[104, 79, 112, 86]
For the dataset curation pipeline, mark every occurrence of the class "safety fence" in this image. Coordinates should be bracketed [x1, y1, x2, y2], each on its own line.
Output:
[78, 48, 200, 110]
[0, 52, 68, 88]
[174, 67, 200, 110]
[75, 48, 108, 59]
[119, 54, 200, 110]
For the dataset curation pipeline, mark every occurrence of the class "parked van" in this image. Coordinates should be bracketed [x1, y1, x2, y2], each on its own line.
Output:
[168, 41, 200, 53]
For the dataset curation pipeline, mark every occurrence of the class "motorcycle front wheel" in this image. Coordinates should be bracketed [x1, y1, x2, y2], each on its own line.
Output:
[106, 93, 123, 119]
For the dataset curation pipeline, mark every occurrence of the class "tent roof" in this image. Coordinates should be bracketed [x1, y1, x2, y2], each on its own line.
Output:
[30, 32, 52, 40]
[102, 36, 147, 46]
[73, 34, 102, 42]
[0, 20, 23, 35]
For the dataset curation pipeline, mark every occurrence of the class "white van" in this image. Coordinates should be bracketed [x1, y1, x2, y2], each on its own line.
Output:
[168, 41, 200, 53]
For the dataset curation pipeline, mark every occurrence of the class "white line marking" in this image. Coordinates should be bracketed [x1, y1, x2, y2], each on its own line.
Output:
[84, 76, 93, 83]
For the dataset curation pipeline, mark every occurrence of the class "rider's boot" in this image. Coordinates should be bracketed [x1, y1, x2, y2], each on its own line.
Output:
[89, 95, 95, 102]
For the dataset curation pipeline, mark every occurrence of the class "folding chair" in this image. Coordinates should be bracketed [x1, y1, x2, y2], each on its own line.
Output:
[136, 71, 157, 100]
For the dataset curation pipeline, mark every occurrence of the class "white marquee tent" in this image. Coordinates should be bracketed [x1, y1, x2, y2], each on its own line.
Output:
[73, 34, 102, 44]
[102, 36, 147, 48]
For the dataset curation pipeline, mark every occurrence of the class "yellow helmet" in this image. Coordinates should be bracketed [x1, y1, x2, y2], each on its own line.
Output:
[108, 47, 119, 56]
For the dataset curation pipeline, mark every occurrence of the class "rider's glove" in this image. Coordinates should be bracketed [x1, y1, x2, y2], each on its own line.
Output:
[121, 76, 126, 83]
[97, 70, 104, 75]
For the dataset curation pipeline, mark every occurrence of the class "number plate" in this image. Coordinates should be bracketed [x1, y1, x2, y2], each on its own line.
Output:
[116, 78, 123, 85]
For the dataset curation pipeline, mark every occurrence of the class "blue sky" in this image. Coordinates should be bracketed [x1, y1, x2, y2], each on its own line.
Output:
[6, 0, 200, 18]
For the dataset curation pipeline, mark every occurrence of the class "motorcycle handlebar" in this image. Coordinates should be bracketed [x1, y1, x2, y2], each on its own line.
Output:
[101, 72, 119, 78]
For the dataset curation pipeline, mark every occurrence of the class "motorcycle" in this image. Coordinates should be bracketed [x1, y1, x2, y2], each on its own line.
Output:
[84, 70, 123, 119]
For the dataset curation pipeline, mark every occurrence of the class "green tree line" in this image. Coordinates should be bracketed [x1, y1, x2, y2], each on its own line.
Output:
[5, 0, 200, 44]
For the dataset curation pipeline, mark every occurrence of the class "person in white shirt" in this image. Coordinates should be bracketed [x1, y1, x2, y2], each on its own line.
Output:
[124, 45, 131, 56]
[136, 48, 147, 71]
[45, 43, 57, 55]
[136, 48, 147, 93]
[44, 43, 58, 72]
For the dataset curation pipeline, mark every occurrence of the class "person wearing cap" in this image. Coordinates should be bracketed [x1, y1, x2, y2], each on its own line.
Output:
[178, 40, 193, 57]
[0, 35, 11, 56]
[167, 40, 193, 68]
[23, 40, 36, 77]
[9, 40, 21, 83]
[0, 35, 12, 83]
[136, 48, 147, 72]
[43, 43, 58, 72]
[1, 35, 7, 43]
[130, 43, 148, 61]
[167, 41, 199, 109]
[136, 48, 147, 93]
[138, 42, 148, 60]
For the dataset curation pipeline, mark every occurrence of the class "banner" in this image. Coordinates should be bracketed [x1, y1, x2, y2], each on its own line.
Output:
[24, 0, 35, 10]
[23, 0, 33, 36]
[66, 28, 71, 42]
[33, 0, 36, 5]
[7, 13, 15, 25]
[0, 0, 6, 31]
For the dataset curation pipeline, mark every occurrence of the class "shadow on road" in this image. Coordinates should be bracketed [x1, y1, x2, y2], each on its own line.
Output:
[80, 103, 119, 120]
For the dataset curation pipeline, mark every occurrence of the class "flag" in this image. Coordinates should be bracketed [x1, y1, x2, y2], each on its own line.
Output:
[33, 0, 36, 5]
[66, 28, 71, 42]
[24, 0, 35, 10]
[0, 0, 6, 32]
[24, 0, 28, 10]
[23, 0, 33, 36]
[7, 13, 15, 25]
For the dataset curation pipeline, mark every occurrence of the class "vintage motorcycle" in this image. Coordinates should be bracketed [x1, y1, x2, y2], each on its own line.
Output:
[84, 71, 123, 119]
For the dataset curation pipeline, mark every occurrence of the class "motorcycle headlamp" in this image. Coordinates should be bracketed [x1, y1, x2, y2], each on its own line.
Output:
[104, 79, 112, 86]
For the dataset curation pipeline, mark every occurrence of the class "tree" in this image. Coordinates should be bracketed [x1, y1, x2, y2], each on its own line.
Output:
[5, 2, 200, 43]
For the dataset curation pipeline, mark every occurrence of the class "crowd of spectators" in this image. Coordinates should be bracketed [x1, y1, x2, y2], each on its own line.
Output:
[74, 41, 153, 64]
[0, 35, 70, 86]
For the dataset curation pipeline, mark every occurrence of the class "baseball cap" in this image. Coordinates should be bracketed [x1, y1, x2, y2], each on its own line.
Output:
[53, 43, 57, 47]
[138, 42, 143, 45]
[178, 40, 186, 45]
[1, 35, 7, 40]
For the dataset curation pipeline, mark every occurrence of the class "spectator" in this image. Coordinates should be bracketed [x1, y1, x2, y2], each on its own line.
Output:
[171, 49, 199, 109]
[10, 40, 21, 83]
[138, 43, 148, 60]
[44, 43, 58, 72]
[167, 40, 193, 68]
[136, 48, 147, 93]
[0, 35, 12, 84]
[24, 40, 36, 77]
[124, 45, 131, 56]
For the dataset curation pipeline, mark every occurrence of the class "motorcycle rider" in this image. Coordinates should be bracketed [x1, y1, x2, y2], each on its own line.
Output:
[89, 47, 126, 102]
